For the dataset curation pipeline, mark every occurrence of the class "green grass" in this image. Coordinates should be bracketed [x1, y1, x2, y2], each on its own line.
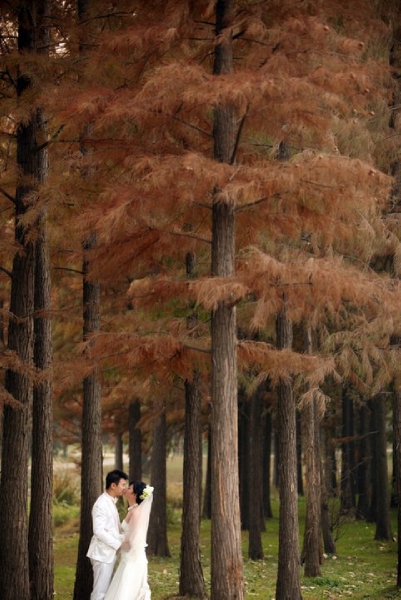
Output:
[53, 455, 401, 599]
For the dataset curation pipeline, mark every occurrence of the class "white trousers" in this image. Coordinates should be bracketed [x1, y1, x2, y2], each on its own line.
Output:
[90, 558, 116, 600]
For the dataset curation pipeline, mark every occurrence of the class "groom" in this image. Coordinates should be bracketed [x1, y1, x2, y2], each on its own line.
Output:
[87, 469, 129, 600]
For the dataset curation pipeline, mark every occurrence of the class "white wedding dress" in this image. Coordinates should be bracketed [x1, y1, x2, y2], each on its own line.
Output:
[105, 493, 153, 600]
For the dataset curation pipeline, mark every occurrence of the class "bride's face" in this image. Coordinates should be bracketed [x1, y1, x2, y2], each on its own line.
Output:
[126, 484, 136, 503]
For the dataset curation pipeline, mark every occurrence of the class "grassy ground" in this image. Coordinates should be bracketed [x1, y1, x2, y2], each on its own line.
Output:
[53, 454, 401, 599]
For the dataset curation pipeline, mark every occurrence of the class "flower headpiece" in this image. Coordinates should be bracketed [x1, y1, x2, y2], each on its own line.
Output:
[140, 485, 154, 501]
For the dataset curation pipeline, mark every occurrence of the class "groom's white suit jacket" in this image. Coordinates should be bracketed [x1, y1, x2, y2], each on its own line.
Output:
[87, 492, 124, 564]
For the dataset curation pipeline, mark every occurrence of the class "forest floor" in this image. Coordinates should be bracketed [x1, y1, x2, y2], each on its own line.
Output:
[53, 450, 401, 599]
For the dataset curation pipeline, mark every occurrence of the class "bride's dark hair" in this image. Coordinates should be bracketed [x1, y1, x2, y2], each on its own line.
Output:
[132, 481, 147, 504]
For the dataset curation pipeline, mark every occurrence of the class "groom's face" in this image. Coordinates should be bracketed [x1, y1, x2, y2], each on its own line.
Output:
[114, 478, 128, 497]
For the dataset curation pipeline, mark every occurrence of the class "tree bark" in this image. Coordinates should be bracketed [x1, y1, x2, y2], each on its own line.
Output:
[210, 1, 244, 598]
[179, 375, 207, 597]
[275, 303, 302, 600]
[30, 210, 54, 600]
[301, 325, 322, 577]
[147, 410, 170, 556]
[0, 3, 46, 597]
[73, 233, 103, 600]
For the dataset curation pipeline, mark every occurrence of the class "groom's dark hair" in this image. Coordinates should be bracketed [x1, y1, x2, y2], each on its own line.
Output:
[105, 469, 128, 489]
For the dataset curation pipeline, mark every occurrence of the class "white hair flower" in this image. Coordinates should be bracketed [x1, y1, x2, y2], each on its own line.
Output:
[140, 485, 154, 501]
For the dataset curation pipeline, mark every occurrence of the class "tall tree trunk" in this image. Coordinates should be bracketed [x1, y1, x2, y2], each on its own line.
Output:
[210, 1, 244, 598]
[30, 211, 54, 600]
[179, 375, 207, 598]
[0, 3, 44, 597]
[248, 387, 264, 559]
[73, 233, 103, 600]
[372, 394, 393, 541]
[26, 2, 54, 597]
[275, 302, 302, 600]
[301, 325, 322, 577]
[147, 410, 170, 556]
[129, 399, 142, 481]
[73, 3, 103, 597]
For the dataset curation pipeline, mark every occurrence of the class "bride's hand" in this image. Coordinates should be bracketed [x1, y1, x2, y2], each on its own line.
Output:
[120, 541, 131, 552]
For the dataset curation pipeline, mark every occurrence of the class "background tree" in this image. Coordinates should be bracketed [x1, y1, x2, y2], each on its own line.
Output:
[0, 2, 50, 597]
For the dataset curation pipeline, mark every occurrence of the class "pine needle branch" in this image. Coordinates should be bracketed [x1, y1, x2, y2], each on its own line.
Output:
[0, 187, 15, 204]
[170, 113, 212, 138]
[0, 265, 12, 278]
[35, 124, 65, 152]
[230, 109, 247, 165]
[183, 342, 211, 355]
[235, 195, 268, 212]
[54, 266, 84, 275]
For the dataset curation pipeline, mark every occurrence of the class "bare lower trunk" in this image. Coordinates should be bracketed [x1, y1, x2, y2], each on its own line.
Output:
[301, 325, 322, 577]
[73, 237, 103, 600]
[147, 410, 170, 557]
[179, 375, 207, 598]
[29, 210, 54, 600]
[275, 304, 302, 600]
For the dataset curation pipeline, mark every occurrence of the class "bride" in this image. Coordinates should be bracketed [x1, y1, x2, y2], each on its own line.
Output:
[105, 481, 154, 600]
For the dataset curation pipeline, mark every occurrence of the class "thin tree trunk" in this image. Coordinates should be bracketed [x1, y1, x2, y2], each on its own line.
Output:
[297, 411, 304, 495]
[179, 375, 207, 598]
[356, 404, 372, 520]
[147, 410, 170, 556]
[301, 325, 322, 577]
[239, 390, 249, 530]
[394, 387, 401, 586]
[248, 387, 264, 559]
[372, 394, 393, 540]
[275, 302, 302, 600]
[210, 1, 244, 598]
[30, 211, 54, 600]
[115, 431, 124, 470]
[340, 384, 356, 514]
[129, 399, 142, 481]
[202, 425, 212, 519]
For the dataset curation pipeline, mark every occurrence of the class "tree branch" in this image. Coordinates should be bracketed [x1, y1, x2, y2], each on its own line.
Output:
[0, 187, 15, 204]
